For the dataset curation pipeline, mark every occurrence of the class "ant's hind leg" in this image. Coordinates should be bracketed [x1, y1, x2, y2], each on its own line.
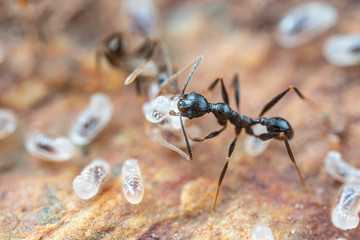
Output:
[259, 86, 307, 117]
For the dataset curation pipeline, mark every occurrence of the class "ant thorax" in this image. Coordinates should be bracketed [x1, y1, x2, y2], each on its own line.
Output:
[25, 132, 76, 162]
[73, 159, 111, 200]
[69, 93, 113, 146]
[143, 95, 183, 130]
[277, 2, 337, 48]
[323, 35, 360, 67]
[0, 109, 17, 140]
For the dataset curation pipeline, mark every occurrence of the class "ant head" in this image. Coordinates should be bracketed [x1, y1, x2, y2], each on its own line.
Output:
[177, 92, 209, 119]
[260, 117, 294, 140]
[104, 33, 126, 59]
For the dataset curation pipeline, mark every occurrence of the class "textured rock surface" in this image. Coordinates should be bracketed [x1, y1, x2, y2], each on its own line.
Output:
[1, 0, 360, 239]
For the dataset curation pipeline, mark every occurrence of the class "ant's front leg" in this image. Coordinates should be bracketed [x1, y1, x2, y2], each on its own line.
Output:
[191, 122, 227, 142]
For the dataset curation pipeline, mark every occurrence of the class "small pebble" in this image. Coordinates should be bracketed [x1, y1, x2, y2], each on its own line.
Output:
[25, 132, 76, 162]
[73, 159, 111, 200]
[121, 159, 144, 204]
[323, 34, 360, 67]
[0, 109, 16, 140]
[251, 223, 275, 240]
[331, 182, 360, 230]
[69, 93, 113, 146]
[277, 2, 337, 48]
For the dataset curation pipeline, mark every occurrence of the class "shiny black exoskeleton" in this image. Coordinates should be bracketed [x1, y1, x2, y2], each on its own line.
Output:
[173, 58, 307, 209]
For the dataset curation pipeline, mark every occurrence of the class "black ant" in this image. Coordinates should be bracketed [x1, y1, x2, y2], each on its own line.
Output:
[96, 32, 178, 96]
[170, 56, 308, 209]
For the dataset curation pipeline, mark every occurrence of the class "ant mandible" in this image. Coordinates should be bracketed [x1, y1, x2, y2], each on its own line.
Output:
[170, 56, 308, 210]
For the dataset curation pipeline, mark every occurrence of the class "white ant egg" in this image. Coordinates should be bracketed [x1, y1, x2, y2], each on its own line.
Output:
[73, 159, 111, 200]
[143, 95, 171, 123]
[331, 182, 360, 230]
[323, 34, 360, 67]
[277, 2, 337, 48]
[0, 109, 17, 140]
[69, 93, 113, 146]
[25, 132, 76, 162]
[121, 159, 144, 204]
[324, 150, 360, 183]
[251, 223, 275, 240]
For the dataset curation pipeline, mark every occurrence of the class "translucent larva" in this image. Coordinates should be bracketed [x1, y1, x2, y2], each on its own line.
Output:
[251, 223, 275, 240]
[143, 95, 183, 130]
[323, 35, 360, 67]
[324, 150, 360, 183]
[0, 109, 17, 140]
[73, 159, 111, 200]
[277, 2, 337, 48]
[25, 132, 76, 162]
[244, 136, 270, 157]
[69, 93, 113, 146]
[331, 182, 360, 230]
[121, 159, 144, 204]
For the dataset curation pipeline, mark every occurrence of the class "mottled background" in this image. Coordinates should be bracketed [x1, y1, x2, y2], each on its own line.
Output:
[0, 0, 360, 239]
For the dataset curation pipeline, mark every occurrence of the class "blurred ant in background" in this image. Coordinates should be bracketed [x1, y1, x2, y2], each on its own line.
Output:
[96, 32, 179, 97]
[169, 56, 309, 209]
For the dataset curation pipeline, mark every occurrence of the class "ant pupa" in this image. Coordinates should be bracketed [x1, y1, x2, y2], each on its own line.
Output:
[277, 2, 337, 48]
[25, 132, 76, 162]
[69, 93, 113, 146]
[73, 159, 111, 200]
[325, 150, 360, 183]
[331, 182, 360, 230]
[244, 125, 270, 157]
[251, 223, 275, 240]
[168, 55, 309, 209]
[323, 34, 360, 67]
[0, 109, 17, 140]
[121, 159, 144, 204]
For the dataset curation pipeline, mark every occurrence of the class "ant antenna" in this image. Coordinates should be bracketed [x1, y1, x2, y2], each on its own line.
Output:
[181, 56, 203, 96]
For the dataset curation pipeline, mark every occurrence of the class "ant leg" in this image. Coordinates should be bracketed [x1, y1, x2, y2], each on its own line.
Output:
[284, 139, 306, 188]
[191, 123, 227, 142]
[208, 78, 229, 105]
[136, 38, 159, 60]
[232, 74, 240, 112]
[151, 128, 191, 161]
[180, 116, 193, 160]
[259, 86, 306, 117]
[213, 128, 241, 210]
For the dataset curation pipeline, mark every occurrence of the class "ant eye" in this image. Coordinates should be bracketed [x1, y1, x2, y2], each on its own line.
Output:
[0, 109, 16, 140]
[277, 2, 337, 48]
[121, 159, 144, 204]
[70, 93, 113, 146]
[332, 182, 360, 230]
[73, 159, 111, 200]
[323, 35, 360, 67]
[25, 132, 76, 162]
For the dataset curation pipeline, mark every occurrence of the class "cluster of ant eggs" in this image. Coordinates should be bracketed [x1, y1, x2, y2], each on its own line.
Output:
[325, 151, 360, 230]
[0, 109, 17, 140]
[70, 93, 113, 146]
[277, 1, 337, 48]
[323, 34, 360, 67]
[72, 158, 144, 204]
[25, 132, 76, 162]
[143, 95, 182, 130]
